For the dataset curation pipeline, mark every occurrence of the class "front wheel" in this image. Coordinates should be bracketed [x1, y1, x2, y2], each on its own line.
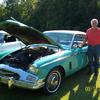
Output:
[44, 68, 62, 94]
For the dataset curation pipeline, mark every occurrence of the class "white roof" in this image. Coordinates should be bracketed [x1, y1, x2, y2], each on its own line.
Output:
[0, 30, 8, 35]
[43, 30, 86, 35]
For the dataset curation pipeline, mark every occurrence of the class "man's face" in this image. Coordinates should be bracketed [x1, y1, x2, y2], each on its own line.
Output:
[91, 20, 98, 28]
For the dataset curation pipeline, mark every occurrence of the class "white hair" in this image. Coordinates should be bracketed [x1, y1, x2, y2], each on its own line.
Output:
[91, 18, 98, 25]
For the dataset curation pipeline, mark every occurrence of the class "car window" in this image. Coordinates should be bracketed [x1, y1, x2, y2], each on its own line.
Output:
[72, 34, 85, 48]
[4, 35, 16, 42]
[44, 32, 73, 46]
[73, 34, 85, 44]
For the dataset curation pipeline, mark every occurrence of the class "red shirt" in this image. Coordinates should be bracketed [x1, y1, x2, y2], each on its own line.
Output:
[86, 27, 100, 46]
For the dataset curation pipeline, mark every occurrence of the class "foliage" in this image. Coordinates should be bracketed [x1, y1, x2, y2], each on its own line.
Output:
[0, 0, 100, 31]
[33, 0, 100, 31]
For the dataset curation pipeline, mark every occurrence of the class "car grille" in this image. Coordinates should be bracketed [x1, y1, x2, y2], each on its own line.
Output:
[0, 69, 20, 80]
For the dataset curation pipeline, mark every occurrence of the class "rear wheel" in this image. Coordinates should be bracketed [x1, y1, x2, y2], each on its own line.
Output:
[44, 68, 62, 94]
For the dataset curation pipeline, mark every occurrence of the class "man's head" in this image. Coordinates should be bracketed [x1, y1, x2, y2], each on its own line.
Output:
[91, 18, 98, 29]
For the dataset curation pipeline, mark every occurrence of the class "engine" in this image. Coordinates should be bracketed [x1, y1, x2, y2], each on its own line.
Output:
[1, 46, 55, 71]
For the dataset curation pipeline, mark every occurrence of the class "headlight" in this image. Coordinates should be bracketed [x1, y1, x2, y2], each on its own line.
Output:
[29, 64, 39, 74]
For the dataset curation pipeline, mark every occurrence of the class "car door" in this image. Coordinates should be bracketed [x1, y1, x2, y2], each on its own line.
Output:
[71, 34, 88, 70]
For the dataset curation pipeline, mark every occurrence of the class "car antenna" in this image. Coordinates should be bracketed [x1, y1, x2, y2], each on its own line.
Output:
[10, 17, 16, 21]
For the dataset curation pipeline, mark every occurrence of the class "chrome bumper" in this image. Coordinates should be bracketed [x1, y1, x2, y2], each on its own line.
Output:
[0, 76, 45, 90]
[0, 64, 45, 90]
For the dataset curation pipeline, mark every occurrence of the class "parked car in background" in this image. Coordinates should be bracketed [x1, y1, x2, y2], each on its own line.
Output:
[0, 30, 8, 43]
[0, 19, 88, 94]
[0, 30, 25, 60]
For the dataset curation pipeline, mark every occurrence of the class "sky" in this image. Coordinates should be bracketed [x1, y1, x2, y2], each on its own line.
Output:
[0, 0, 4, 4]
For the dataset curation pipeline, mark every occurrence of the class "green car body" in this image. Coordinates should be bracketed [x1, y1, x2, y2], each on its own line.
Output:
[0, 19, 88, 94]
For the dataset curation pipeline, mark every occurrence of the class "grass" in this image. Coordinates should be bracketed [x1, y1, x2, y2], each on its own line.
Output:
[0, 67, 100, 100]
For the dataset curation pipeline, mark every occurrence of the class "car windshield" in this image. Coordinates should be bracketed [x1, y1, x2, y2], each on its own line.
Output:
[44, 32, 73, 47]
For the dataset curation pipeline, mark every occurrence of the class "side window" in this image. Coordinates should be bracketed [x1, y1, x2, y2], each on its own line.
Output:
[0, 32, 17, 44]
[4, 35, 16, 43]
[73, 34, 85, 44]
[72, 34, 85, 48]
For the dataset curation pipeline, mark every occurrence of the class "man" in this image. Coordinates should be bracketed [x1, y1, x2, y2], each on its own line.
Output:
[83, 18, 100, 75]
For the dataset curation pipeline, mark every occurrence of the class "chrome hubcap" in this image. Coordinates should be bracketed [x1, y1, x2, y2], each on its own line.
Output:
[47, 71, 61, 92]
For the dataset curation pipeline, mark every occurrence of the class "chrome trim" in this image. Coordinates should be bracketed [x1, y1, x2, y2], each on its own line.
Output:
[70, 33, 75, 49]
[40, 55, 71, 67]
[40, 51, 83, 67]
[0, 64, 45, 90]
[0, 76, 45, 89]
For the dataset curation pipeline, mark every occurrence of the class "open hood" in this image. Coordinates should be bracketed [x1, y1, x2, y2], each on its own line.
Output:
[0, 19, 60, 47]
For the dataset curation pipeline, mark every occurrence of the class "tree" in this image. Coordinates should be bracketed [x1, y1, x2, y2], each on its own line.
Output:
[32, 0, 100, 31]
[1, 0, 100, 32]
[4, 0, 39, 24]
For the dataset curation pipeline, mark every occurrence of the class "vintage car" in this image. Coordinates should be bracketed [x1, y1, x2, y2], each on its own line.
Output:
[0, 19, 88, 94]
[0, 30, 25, 60]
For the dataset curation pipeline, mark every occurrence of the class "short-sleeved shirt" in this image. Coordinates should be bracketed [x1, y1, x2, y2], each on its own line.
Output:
[86, 27, 100, 46]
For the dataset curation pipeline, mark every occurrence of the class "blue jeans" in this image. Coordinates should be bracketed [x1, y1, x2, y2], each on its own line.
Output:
[87, 45, 100, 73]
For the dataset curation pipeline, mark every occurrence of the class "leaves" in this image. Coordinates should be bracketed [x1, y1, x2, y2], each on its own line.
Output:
[0, 0, 100, 31]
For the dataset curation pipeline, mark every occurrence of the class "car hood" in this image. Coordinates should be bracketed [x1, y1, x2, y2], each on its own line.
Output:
[0, 19, 60, 47]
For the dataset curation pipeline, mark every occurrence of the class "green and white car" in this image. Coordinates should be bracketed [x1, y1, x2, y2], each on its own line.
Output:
[0, 19, 88, 94]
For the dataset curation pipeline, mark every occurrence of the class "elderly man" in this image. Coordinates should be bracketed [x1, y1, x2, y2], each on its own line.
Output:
[83, 18, 100, 75]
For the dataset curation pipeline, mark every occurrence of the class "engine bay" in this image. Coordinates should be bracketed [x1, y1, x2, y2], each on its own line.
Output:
[1, 46, 57, 70]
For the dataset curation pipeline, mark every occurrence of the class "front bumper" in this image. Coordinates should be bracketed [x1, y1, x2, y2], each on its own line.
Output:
[0, 76, 45, 89]
[0, 64, 45, 90]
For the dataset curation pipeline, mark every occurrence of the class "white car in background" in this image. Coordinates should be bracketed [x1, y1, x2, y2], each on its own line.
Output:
[0, 30, 25, 60]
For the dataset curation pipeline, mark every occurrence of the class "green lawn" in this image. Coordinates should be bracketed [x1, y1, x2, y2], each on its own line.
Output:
[0, 67, 100, 100]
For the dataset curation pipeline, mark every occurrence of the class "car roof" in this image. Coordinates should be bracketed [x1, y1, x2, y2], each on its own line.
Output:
[0, 30, 8, 35]
[43, 30, 86, 35]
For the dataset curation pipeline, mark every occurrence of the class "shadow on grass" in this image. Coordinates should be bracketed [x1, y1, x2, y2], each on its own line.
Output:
[0, 67, 99, 100]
